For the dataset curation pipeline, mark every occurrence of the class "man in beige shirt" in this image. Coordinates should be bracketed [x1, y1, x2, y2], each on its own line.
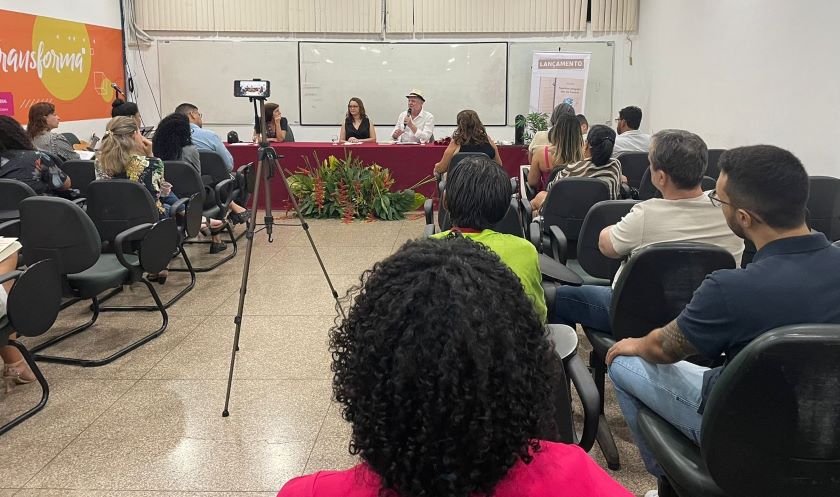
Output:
[550, 129, 743, 331]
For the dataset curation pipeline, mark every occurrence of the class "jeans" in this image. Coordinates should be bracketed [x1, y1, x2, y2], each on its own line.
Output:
[608, 356, 707, 477]
[160, 192, 185, 219]
[553, 284, 613, 331]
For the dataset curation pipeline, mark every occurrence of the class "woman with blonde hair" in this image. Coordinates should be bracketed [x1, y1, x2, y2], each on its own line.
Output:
[27, 102, 80, 162]
[338, 97, 377, 143]
[433, 109, 502, 175]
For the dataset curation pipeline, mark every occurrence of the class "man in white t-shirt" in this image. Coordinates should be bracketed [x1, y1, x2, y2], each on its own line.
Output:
[391, 89, 435, 144]
[612, 105, 651, 158]
[551, 129, 744, 331]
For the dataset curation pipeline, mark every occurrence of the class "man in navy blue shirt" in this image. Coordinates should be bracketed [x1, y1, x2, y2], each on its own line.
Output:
[604, 145, 840, 497]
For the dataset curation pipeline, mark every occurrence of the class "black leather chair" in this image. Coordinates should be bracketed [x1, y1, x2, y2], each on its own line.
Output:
[58, 159, 96, 197]
[617, 152, 650, 190]
[638, 324, 840, 497]
[580, 242, 735, 470]
[638, 168, 717, 201]
[806, 176, 840, 241]
[167, 159, 238, 271]
[84, 180, 197, 311]
[0, 179, 36, 237]
[20, 193, 178, 367]
[530, 178, 611, 262]
[706, 149, 725, 179]
[60, 132, 81, 146]
[0, 259, 62, 436]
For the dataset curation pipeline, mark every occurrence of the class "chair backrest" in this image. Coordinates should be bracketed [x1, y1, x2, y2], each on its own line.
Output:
[617, 152, 650, 189]
[700, 175, 716, 191]
[198, 150, 231, 184]
[740, 239, 757, 268]
[706, 148, 725, 179]
[164, 160, 205, 199]
[0, 179, 37, 210]
[806, 176, 840, 241]
[701, 324, 840, 497]
[61, 132, 81, 145]
[542, 178, 611, 244]
[85, 179, 159, 243]
[58, 159, 96, 196]
[490, 198, 525, 238]
[610, 242, 736, 339]
[19, 196, 101, 275]
[577, 200, 638, 280]
[6, 259, 62, 338]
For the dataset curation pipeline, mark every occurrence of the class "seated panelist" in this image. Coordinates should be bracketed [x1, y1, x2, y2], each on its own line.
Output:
[253, 102, 295, 143]
[391, 89, 434, 144]
[338, 97, 377, 143]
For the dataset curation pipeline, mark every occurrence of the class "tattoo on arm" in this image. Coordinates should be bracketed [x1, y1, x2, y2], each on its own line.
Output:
[659, 320, 698, 362]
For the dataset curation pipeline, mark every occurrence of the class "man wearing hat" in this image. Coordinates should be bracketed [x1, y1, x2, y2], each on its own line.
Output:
[391, 89, 435, 143]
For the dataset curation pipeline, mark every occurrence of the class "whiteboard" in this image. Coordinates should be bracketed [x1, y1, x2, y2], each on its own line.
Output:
[298, 42, 508, 126]
[508, 42, 614, 128]
[157, 40, 300, 126]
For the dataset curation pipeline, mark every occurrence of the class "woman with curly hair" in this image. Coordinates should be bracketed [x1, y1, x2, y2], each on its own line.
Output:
[278, 237, 631, 497]
[152, 112, 201, 172]
[434, 109, 502, 175]
[27, 102, 80, 162]
[0, 115, 71, 194]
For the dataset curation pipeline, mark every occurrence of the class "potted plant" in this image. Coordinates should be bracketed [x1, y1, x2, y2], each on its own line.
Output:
[515, 112, 550, 145]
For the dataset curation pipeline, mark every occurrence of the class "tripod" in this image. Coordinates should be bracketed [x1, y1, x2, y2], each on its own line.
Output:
[222, 96, 345, 417]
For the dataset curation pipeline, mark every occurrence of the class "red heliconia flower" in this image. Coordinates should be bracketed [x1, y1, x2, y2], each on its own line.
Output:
[314, 175, 326, 211]
[338, 180, 354, 223]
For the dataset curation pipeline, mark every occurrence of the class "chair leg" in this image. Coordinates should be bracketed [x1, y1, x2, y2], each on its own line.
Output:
[29, 297, 100, 355]
[33, 282, 168, 367]
[93, 286, 125, 308]
[173, 223, 237, 273]
[100, 246, 196, 311]
[589, 350, 622, 470]
[0, 340, 49, 436]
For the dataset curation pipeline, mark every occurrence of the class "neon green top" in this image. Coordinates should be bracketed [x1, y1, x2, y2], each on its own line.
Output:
[433, 229, 547, 322]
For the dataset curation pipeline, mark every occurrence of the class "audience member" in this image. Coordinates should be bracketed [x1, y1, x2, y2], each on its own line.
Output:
[112, 98, 152, 155]
[612, 105, 651, 158]
[391, 89, 434, 143]
[0, 116, 71, 194]
[433, 109, 502, 175]
[528, 102, 575, 158]
[277, 237, 632, 497]
[27, 102, 80, 162]
[153, 113, 201, 172]
[175, 103, 234, 171]
[254, 103, 295, 143]
[432, 155, 546, 321]
[530, 124, 623, 212]
[552, 130, 743, 331]
[338, 97, 376, 143]
[0, 249, 34, 394]
[527, 114, 583, 196]
[577, 113, 589, 136]
[606, 144, 840, 497]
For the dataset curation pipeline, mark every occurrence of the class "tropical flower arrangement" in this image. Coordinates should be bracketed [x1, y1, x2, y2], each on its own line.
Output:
[286, 154, 433, 222]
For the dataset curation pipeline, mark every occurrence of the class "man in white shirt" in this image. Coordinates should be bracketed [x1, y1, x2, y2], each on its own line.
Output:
[612, 105, 651, 158]
[391, 90, 435, 143]
[551, 129, 744, 331]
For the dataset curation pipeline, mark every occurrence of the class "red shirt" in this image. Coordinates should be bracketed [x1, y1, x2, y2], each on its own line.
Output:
[277, 441, 631, 497]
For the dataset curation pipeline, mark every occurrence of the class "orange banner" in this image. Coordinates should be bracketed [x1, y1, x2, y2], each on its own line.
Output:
[0, 9, 125, 123]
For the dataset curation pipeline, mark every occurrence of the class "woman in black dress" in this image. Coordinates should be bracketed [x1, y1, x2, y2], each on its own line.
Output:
[338, 97, 377, 143]
[253, 102, 295, 143]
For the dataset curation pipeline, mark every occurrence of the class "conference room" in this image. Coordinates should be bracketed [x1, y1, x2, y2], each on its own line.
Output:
[1, 1, 839, 496]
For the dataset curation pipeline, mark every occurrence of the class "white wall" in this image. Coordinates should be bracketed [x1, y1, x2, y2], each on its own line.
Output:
[0, 0, 123, 141]
[624, 0, 840, 176]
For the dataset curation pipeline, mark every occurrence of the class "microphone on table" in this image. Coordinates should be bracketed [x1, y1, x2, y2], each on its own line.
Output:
[111, 82, 125, 96]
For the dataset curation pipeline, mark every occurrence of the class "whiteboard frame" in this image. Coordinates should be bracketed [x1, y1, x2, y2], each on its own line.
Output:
[296, 41, 509, 126]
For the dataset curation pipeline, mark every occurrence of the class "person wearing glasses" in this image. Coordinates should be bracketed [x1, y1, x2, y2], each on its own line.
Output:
[611, 105, 651, 158]
[339, 97, 377, 143]
[606, 145, 840, 497]
[551, 129, 743, 333]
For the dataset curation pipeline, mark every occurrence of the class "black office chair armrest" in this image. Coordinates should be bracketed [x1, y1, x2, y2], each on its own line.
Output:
[0, 219, 20, 237]
[213, 178, 236, 213]
[637, 407, 727, 497]
[619, 183, 632, 200]
[529, 219, 542, 250]
[423, 223, 438, 238]
[114, 223, 154, 270]
[423, 198, 434, 225]
[137, 218, 179, 274]
[548, 225, 569, 263]
[540, 254, 583, 286]
[566, 354, 600, 452]
[0, 270, 23, 286]
[72, 197, 87, 207]
[182, 193, 204, 238]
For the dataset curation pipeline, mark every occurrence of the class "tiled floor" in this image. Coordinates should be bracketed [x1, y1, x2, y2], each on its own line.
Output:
[1, 215, 655, 496]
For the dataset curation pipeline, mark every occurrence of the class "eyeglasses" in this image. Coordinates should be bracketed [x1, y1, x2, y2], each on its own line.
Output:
[707, 190, 729, 208]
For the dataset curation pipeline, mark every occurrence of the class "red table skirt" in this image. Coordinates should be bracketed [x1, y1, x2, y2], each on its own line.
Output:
[225, 142, 528, 210]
